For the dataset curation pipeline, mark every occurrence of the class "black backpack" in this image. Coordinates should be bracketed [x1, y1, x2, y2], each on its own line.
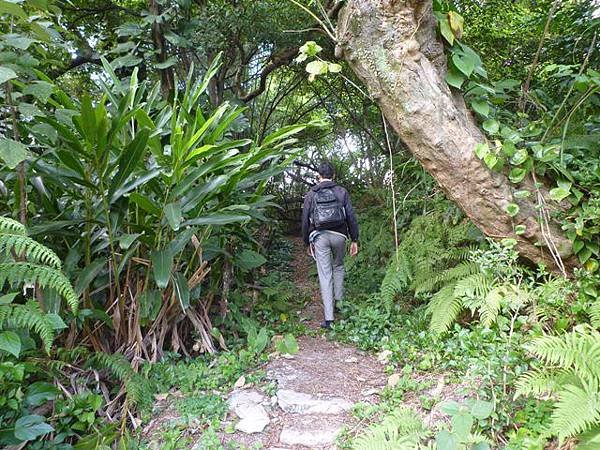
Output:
[310, 187, 346, 230]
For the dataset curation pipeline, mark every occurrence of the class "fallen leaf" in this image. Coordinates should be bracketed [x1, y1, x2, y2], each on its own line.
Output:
[234, 375, 246, 389]
[387, 373, 401, 387]
[377, 350, 392, 364]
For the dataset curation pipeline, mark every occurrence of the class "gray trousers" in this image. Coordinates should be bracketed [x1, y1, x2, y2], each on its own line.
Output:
[312, 232, 346, 321]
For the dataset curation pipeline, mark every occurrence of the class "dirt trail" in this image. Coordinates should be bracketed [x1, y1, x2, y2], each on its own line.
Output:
[220, 237, 388, 449]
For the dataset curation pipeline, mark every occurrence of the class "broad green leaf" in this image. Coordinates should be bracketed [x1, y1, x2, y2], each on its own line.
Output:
[506, 203, 520, 217]
[249, 327, 268, 354]
[75, 259, 105, 296]
[515, 224, 526, 235]
[472, 443, 491, 450]
[549, 187, 570, 202]
[151, 250, 173, 289]
[109, 129, 149, 200]
[14, 415, 54, 441]
[305, 60, 328, 75]
[23, 81, 53, 103]
[573, 239, 585, 254]
[579, 247, 593, 264]
[439, 15, 454, 45]
[118, 233, 142, 250]
[276, 333, 299, 355]
[483, 153, 497, 169]
[448, 11, 464, 37]
[0, 293, 18, 304]
[299, 41, 322, 57]
[0, 138, 29, 168]
[446, 68, 465, 88]
[513, 190, 531, 199]
[183, 213, 250, 227]
[139, 290, 162, 322]
[482, 119, 499, 134]
[45, 313, 67, 330]
[0, 1, 27, 19]
[111, 54, 143, 69]
[452, 53, 475, 77]
[452, 411, 473, 440]
[164, 202, 182, 231]
[328, 63, 342, 73]
[440, 401, 462, 415]
[0, 330, 21, 357]
[3, 34, 37, 50]
[510, 148, 528, 165]
[172, 272, 190, 311]
[436, 430, 458, 450]
[474, 143, 489, 159]
[470, 399, 493, 420]
[25, 382, 58, 407]
[154, 57, 177, 69]
[235, 249, 266, 271]
[470, 100, 489, 117]
[509, 167, 527, 183]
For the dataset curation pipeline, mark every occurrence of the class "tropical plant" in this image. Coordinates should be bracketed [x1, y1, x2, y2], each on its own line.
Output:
[351, 407, 430, 450]
[515, 325, 600, 442]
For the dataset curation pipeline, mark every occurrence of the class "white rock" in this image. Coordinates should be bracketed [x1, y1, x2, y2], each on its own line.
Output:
[277, 389, 352, 415]
[234, 403, 270, 434]
[279, 419, 343, 447]
[228, 389, 266, 410]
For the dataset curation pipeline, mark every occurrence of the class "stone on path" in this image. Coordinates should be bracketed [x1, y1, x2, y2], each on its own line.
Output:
[228, 389, 270, 434]
[279, 416, 344, 447]
[277, 389, 353, 415]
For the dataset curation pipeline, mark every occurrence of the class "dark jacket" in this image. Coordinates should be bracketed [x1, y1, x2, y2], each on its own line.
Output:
[301, 180, 359, 246]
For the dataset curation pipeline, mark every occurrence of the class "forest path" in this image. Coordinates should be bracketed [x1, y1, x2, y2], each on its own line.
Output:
[220, 237, 388, 449]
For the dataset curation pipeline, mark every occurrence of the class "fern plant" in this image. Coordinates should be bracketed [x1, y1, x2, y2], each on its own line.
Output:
[515, 326, 600, 442]
[0, 217, 78, 314]
[0, 216, 79, 355]
[379, 213, 478, 306]
[351, 407, 430, 450]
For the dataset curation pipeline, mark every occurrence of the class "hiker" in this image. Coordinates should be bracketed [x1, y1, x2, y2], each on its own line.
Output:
[301, 161, 359, 329]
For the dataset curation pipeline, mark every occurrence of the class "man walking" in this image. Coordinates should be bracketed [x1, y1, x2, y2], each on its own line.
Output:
[301, 161, 359, 329]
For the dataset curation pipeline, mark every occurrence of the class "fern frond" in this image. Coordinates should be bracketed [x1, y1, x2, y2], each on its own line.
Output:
[0, 235, 62, 268]
[453, 272, 492, 299]
[88, 352, 148, 406]
[0, 301, 55, 353]
[590, 301, 600, 329]
[352, 407, 428, 450]
[380, 256, 411, 304]
[427, 283, 463, 334]
[553, 382, 600, 441]
[418, 262, 479, 295]
[0, 262, 79, 313]
[0, 216, 26, 235]
[515, 368, 573, 398]
[479, 286, 504, 328]
[526, 329, 600, 384]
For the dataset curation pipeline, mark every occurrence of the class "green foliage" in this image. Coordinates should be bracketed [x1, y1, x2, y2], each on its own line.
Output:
[351, 407, 429, 450]
[515, 326, 600, 441]
[436, 399, 493, 450]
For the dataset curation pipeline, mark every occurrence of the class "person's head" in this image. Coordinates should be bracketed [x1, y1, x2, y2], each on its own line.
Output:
[317, 161, 335, 180]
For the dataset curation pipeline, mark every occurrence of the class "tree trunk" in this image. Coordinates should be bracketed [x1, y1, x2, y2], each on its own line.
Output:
[149, 0, 174, 98]
[336, 0, 574, 271]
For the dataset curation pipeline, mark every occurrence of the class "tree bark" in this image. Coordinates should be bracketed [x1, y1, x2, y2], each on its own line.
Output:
[336, 0, 574, 271]
[149, 0, 174, 98]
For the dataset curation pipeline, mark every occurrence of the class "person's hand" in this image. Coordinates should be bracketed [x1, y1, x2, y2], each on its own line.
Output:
[306, 245, 313, 257]
[350, 242, 359, 257]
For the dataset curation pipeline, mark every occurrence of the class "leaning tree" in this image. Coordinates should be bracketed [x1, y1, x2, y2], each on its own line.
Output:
[334, 0, 574, 272]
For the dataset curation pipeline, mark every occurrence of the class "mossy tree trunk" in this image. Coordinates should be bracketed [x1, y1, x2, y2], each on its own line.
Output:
[336, 0, 574, 271]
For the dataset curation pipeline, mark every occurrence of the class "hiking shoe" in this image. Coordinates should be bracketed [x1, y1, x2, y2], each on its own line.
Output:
[320, 320, 334, 329]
